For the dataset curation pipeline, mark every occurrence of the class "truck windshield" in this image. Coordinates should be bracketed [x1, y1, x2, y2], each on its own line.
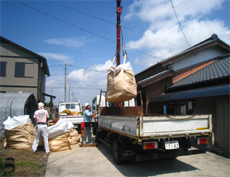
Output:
[66, 104, 70, 109]
[71, 104, 75, 109]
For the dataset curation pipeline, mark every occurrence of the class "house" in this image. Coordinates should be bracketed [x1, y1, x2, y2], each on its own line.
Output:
[135, 34, 230, 156]
[0, 36, 52, 103]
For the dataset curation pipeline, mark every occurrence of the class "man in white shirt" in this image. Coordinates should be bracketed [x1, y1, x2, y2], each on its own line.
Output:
[32, 102, 50, 154]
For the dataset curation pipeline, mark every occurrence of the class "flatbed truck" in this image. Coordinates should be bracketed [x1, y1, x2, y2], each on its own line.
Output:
[95, 94, 213, 164]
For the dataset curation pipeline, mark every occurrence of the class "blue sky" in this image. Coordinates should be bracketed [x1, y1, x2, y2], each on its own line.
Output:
[1, 0, 229, 106]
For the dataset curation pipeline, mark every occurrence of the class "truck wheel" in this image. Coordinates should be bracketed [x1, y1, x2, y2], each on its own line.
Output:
[95, 131, 101, 143]
[112, 139, 122, 164]
[93, 128, 96, 135]
[77, 125, 81, 134]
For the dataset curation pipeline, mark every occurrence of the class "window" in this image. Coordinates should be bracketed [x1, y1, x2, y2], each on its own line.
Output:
[0, 62, 7, 77]
[66, 104, 70, 109]
[165, 101, 196, 115]
[15, 62, 25, 77]
[71, 104, 75, 109]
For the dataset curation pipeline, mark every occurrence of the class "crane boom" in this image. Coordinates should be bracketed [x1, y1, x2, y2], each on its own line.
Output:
[116, 0, 122, 66]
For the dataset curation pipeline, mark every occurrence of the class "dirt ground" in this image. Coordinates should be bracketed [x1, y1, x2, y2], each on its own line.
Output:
[0, 138, 49, 177]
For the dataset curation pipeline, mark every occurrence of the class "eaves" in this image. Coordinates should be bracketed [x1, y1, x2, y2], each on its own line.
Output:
[138, 70, 174, 88]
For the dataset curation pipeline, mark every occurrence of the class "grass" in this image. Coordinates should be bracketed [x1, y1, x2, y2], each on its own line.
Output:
[0, 154, 14, 177]
[16, 161, 40, 171]
[0, 135, 4, 142]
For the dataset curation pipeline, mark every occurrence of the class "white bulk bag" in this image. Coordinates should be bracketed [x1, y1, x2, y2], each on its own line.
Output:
[3, 115, 31, 130]
[106, 54, 137, 103]
[48, 118, 74, 138]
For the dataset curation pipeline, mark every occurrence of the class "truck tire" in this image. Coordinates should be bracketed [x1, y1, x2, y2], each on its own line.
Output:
[112, 139, 122, 164]
[77, 125, 81, 134]
[95, 131, 101, 144]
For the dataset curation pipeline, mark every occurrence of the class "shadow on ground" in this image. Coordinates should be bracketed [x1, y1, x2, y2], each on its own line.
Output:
[96, 143, 198, 177]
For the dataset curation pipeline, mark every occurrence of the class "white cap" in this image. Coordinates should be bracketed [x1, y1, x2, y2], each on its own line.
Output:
[38, 102, 44, 109]
[84, 103, 89, 108]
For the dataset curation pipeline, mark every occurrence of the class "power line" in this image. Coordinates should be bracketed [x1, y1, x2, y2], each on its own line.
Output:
[47, 84, 106, 86]
[49, 64, 107, 73]
[46, 86, 105, 89]
[47, 0, 114, 26]
[170, 0, 191, 48]
[47, 0, 185, 49]
[14, 0, 162, 59]
[71, 65, 107, 73]
[14, 0, 115, 43]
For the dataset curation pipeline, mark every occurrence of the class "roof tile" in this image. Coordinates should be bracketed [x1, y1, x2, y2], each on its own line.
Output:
[168, 54, 230, 89]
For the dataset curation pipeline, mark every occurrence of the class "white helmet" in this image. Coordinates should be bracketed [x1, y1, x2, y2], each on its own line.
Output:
[84, 103, 89, 108]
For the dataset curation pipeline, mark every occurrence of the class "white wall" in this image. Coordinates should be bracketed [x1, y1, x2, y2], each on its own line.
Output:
[173, 46, 224, 71]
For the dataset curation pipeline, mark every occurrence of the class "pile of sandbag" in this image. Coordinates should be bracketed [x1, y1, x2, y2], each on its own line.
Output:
[3, 115, 35, 150]
[3, 116, 80, 152]
[48, 118, 80, 152]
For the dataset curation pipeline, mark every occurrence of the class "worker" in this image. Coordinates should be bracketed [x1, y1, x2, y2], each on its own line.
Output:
[83, 104, 97, 144]
[32, 102, 50, 154]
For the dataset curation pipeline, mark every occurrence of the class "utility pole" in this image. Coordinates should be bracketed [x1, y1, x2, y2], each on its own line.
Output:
[71, 92, 74, 102]
[116, 0, 122, 66]
[64, 64, 67, 102]
[68, 83, 70, 102]
[50, 63, 72, 103]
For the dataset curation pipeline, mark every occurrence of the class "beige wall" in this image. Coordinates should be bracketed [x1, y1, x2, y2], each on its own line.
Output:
[0, 57, 38, 85]
[0, 43, 45, 101]
[0, 87, 38, 99]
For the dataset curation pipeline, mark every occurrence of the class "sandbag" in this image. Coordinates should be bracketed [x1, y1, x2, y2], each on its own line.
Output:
[106, 54, 137, 102]
[48, 128, 80, 152]
[4, 122, 35, 150]
[48, 132, 70, 152]
[48, 118, 74, 138]
[69, 128, 80, 145]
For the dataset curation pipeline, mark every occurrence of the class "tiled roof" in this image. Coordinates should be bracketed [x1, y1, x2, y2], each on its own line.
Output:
[168, 54, 230, 89]
[135, 34, 229, 78]
[160, 34, 229, 66]
[138, 69, 172, 87]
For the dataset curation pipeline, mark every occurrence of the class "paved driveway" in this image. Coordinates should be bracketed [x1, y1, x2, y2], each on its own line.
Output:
[45, 141, 229, 177]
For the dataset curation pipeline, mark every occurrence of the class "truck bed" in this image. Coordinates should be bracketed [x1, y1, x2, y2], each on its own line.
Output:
[98, 107, 212, 140]
[59, 115, 84, 128]
[97, 106, 213, 164]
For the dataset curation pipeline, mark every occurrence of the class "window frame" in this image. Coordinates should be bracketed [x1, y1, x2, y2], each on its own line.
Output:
[0, 61, 7, 77]
[15, 62, 25, 77]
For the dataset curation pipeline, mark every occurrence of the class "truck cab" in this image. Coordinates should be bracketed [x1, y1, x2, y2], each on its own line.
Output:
[59, 102, 82, 114]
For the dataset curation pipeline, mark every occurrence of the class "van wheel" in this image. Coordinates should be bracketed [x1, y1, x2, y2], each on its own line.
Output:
[112, 139, 122, 164]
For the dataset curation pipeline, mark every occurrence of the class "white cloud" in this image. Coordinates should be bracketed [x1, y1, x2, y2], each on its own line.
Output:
[44, 58, 112, 105]
[44, 37, 90, 48]
[45, 59, 113, 105]
[67, 59, 112, 83]
[39, 53, 74, 64]
[124, 0, 229, 67]
[134, 57, 139, 65]
[125, 0, 225, 26]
